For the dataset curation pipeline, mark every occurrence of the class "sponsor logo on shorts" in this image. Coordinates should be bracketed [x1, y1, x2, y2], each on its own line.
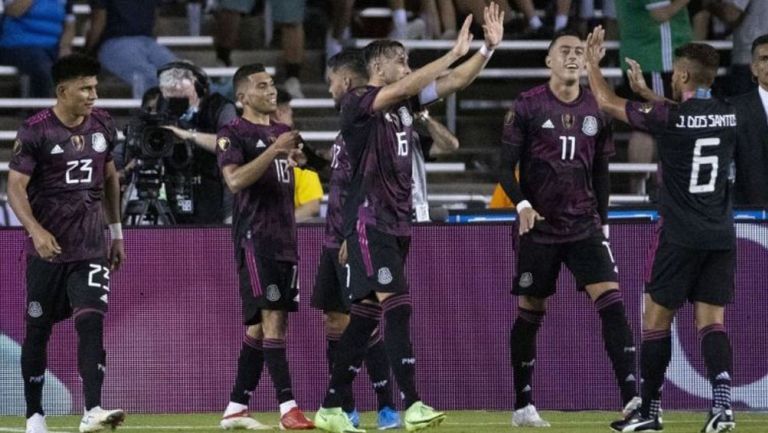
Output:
[27, 301, 43, 318]
[519, 272, 533, 288]
[266, 284, 281, 302]
[377, 267, 393, 285]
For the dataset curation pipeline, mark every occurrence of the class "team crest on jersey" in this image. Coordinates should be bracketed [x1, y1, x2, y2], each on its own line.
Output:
[377, 267, 393, 285]
[582, 116, 598, 136]
[638, 103, 654, 114]
[217, 137, 230, 151]
[519, 272, 533, 288]
[13, 139, 22, 155]
[92, 132, 107, 153]
[398, 107, 413, 127]
[71, 135, 85, 152]
[561, 113, 575, 129]
[266, 284, 281, 302]
[28, 301, 43, 318]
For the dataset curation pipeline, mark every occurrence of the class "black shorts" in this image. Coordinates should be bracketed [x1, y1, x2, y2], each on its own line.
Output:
[646, 233, 735, 310]
[25, 256, 110, 325]
[311, 246, 351, 313]
[237, 240, 299, 325]
[347, 223, 410, 302]
[513, 232, 618, 298]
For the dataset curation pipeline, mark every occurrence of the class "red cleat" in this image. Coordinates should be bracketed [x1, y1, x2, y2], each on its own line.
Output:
[279, 407, 315, 430]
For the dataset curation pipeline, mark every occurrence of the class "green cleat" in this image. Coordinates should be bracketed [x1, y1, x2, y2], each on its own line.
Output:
[404, 401, 446, 432]
[314, 407, 366, 433]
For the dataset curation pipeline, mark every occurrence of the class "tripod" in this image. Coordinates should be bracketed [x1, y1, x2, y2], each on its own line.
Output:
[121, 160, 176, 225]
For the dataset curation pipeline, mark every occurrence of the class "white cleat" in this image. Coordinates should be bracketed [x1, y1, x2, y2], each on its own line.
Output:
[26, 413, 48, 433]
[79, 407, 126, 432]
[623, 397, 643, 418]
[512, 404, 551, 427]
[220, 411, 272, 430]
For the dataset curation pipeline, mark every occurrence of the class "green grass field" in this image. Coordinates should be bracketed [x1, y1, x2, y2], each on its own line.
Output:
[1, 411, 766, 433]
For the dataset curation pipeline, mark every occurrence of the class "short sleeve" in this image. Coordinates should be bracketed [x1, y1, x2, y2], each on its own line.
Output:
[8, 126, 39, 176]
[216, 126, 244, 169]
[625, 100, 671, 134]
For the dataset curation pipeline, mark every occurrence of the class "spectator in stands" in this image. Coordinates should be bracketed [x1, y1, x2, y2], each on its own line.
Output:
[421, 0, 458, 40]
[212, 0, 306, 98]
[730, 34, 768, 206]
[705, 0, 768, 96]
[84, 0, 178, 99]
[0, 0, 75, 97]
[154, 61, 238, 224]
[615, 0, 692, 195]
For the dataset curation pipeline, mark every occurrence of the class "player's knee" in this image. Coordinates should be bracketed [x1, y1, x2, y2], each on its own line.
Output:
[24, 322, 53, 347]
[260, 310, 287, 339]
[245, 324, 263, 339]
[74, 312, 104, 336]
[323, 312, 350, 336]
[519, 295, 547, 312]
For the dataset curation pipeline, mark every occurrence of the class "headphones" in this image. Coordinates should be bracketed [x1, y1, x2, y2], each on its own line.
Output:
[157, 61, 210, 97]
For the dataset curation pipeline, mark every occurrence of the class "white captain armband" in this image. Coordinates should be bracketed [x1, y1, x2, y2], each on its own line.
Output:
[418, 80, 439, 106]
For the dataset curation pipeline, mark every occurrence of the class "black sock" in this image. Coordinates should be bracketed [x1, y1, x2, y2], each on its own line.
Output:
[640, 329, 671, 418]
[229, 335, 264, 405]
[215, 46, 232, 66]
[382, 294, 420, 408]
[365, 328, 394, 410]
[326, 333, 341, 376]
[286, 63, 302, 79]
[323, 303, 381, 408]
[699, 324, 732, 410]
[75, 312, 105, 410]
[263, 338, 294, 404]
[510, 307, 544, 410]
[22, 322, 52, 418]
[595, 290, 638, 405]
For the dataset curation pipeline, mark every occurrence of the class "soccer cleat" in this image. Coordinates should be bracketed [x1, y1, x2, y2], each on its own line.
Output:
[377, 406, 401, 430]
[26, 413, 48, 433]
[610, 409, 663, 432]
[279, 407, 315, 430]
[511, 404, 550, 428]
[79, 407, 126, 432]
[701, 408, 735, 433]
[403, 401, 446, 432]
[220, 410, 271, 430]
[345, 409, 360, 428]
[314, 407, 366, 433]
[623, 397, 643, 418]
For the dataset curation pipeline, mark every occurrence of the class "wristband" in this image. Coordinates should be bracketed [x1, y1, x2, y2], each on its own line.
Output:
[479, 44, 495, 59]
[515, 200, 532, 213]
[109, 223, 123, 240]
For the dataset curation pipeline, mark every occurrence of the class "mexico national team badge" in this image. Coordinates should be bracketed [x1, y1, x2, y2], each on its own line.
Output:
[582, 116, 598, 136]
[92, 132, 107, 153]
[398, 107, 413, 127]
[561, 113, 575, 129]
[13, 138, 22, 155]
[28, 301, 43, 318]
[519, 272, 533, 288]
[217, 137, 230, 151]
[71, 135, 85, 152]
[377, 267, 393, 285]
[266, 284, 281, 302]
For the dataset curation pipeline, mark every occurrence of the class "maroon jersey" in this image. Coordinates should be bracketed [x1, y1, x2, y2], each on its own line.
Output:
[217, 118, 297, 262]
[323, 134, 352, 248]
[9, 108, 116, 262]
[502, 84, 614, 243]
[340, 86, 418, 237]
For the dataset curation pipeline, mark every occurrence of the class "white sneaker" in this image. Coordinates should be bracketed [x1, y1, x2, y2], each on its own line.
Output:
[511, 404, 550, 427]
[26, 413, 48, 433]
[79, 407, 126, 432]
[283, 77, 304, 99]
[220, 410, 271, 430]
[622, 396, 642, 418]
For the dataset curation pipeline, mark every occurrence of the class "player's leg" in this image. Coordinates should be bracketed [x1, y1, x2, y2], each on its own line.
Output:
[569, 234, 638, 411]
[510, 236, 557, 427]
[67, 260, 125, 433]
[693, 249, 736, 433]
[363, 327, 400, 429]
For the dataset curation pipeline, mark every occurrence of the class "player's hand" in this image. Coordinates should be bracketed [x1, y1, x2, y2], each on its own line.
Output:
[271, 131, 302, 156]
[287, 148, 306, 167]
[451, 15, 474, 58]
[518, 207, 544, 235]
[585, 25, 606, 67]
[31, 227, 62, 260]
[161, 125, 188, 140]
[625, 58, 652, 98]
[338, 240, 348, 266]
[482, 2, 504, 50]
[109, 239, 126, 271]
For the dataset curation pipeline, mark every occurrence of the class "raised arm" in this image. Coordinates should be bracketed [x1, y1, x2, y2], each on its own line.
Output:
[586, 26, 629, 124]
[414, 111, 459, 154]
[648, 0, 690, 24]
[625, 58, 672, 103]
[84, 4, 107, 54]
[435, 2, 504, 98]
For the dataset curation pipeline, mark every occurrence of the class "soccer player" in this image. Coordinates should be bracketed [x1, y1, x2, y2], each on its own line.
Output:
[313, 4, 504, 433]
[499, 30, 639, 427]
[216, 63, 313, 430]
[7, 54, 126, 433]
[585, 26, 738, 433]
[311, 49, 401, 430]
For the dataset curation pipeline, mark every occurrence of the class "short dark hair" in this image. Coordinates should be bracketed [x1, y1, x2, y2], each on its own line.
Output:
[233, 63, 267, 92]
[674, 43, 720, 86]
[548, 29, 584, 52]
[363, 40, 405, 67]
[51, 54, 100, 85]
[752, 33, 768, 55]
[328, 48, 368, 80]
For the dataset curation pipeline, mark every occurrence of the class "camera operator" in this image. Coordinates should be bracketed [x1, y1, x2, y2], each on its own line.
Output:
[157, 61, 237, 224]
